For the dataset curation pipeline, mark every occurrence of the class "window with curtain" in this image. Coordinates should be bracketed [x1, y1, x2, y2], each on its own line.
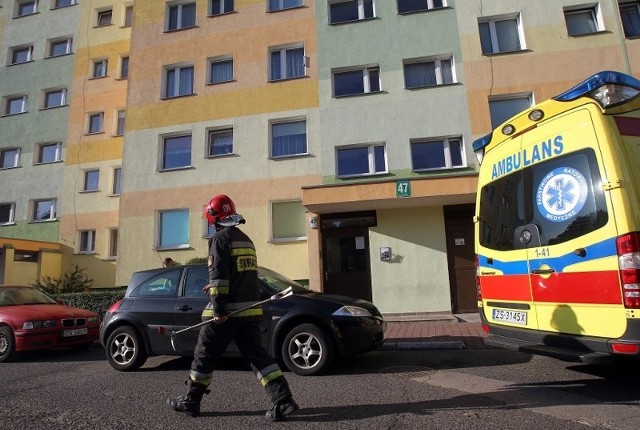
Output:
[162, 134, 192, 170]
[564, 6, 600, 36]
[479, 15, 523, 54]
[165, 65, 194, 97]
[210, 0, 234, 15]
[411, 137, 465, 171]
[269, 0, 302, 12]
[271, 120, 307, 157]
[270, 46, 305, 81]
[79, 230, 96, 253]
[271, 201, 306, 241]
[209, 58, 233, 84]
[208, 128, 233, 156]
[329, 0, 374, 24]
[336, 144, 387, 177]
[83, 170, 100, 192]
[159, 209, 189, 248]
[33, 199, 57, 221]
[333, 66, 380, 97]
[404, 57, 454, 89]
[620, 1, 640, 38]
[167, 2, 196, 30]
[489, 95, 531, 128]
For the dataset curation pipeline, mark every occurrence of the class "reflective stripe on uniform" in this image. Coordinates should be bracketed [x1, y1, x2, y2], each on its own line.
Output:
[256, 364, 283, 387]
[208, 286, 229, 295]
[189, 370, 212, 386]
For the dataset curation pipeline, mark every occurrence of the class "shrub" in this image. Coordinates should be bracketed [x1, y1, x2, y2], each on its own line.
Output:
[32, 264, 93, 294]
[185, 257, 207, 265]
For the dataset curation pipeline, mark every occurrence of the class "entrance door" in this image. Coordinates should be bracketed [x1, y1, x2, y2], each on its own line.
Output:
[444, 204, 477, 313]
[322, 226, 372, 301]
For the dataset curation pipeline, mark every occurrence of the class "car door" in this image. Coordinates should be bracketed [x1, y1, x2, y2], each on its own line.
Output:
[172, 266, 210, 353]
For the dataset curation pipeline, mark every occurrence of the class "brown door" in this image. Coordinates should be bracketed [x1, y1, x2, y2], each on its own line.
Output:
[444, 204, 477, 313]
[322, 226, 372, 301]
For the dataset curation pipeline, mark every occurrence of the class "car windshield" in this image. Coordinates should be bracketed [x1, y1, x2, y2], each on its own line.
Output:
[0, 287, 57, 306]
[258, 267, 309, 295]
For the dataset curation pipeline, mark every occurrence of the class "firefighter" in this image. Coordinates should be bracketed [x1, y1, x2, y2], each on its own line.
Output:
[166, 194, 299, 421]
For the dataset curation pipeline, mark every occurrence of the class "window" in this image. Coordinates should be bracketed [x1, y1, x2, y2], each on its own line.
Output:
[88, 112, 104, 133]
[270, 46, 306, 81]
[271, 200, 306, 242]
[404, 56, 454, 89]
[37, 142, 62, 164]
[397, 0, 444, 14]
[79, 230, 96, 253]
[97, 9, 113, 26]
[83, 169, 99, 192]
[268, 0, 302, 12]
[167, 2, 196, 30]
[119, 56, 129, 79]
[55, 0, 76, 8]
[48, 38, 72, 57]
[15, 0, 37, 17]
[411, 137, 465, 171]
[112, 167, 122, 195]
[333, 66, 380, 97]
[271, 120, 307, 158]
[32, 199, 56, 221]
[208, 128, 233, 156]
[10, 45, 33, 65]
[158, 209, 189, 249]
[329, 0, 375, 24]
[564, 5, 602, 36]
[479, 15, 524, 54]
[164, 65, 194, 98]
[1, 148, 20, 169]
[620, 1, 640, 38]
[336, 144, 386, 177]
[0, 203, 16, 225]
[210, 0, 234, 15]
[44, 88, 67, 108]
[208, 57, 233, 84]
[4, 96, 27, 115]
[92, 59, 108, 78]
[116, 110, 126, 135]
[489, 94, 531, 128]
[162, 134, 192, 170]
[109, 228, 119, 258]
[124, 5, 133, 27]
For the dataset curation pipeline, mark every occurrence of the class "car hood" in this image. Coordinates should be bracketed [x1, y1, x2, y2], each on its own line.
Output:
[298, 291, 379, 311]
[1, 304, 96, 321]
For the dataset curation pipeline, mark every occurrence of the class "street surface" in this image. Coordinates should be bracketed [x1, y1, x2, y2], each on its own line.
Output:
[1, 344, 639, 429]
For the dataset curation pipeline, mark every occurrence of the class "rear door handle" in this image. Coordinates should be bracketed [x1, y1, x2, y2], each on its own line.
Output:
[531, 268, 555, 275]
[175, 305, 193, 311]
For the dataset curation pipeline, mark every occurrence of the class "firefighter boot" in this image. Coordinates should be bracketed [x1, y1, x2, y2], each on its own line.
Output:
[166, 381, 209, 417]
[265, 396, 299, 422]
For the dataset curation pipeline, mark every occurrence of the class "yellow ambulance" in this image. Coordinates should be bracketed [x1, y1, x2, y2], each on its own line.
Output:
[473, 71, 640, 363]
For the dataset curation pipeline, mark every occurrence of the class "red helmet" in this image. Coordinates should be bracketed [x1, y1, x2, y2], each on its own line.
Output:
[204, 194, 241, 226]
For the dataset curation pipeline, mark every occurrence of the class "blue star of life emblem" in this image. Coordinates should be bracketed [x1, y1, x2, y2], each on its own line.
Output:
[536, 167, 588, 223]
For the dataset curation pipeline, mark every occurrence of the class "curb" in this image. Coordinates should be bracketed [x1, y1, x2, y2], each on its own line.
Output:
[380, 340, 466, 351]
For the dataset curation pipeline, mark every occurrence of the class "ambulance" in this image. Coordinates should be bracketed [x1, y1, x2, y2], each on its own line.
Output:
[473, 71, 640, 363]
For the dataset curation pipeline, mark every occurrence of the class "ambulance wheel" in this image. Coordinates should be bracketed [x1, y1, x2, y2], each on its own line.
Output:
[106, 326, 148, 371]
[281, 323, 334, 376]
[0, 326, 16, 363]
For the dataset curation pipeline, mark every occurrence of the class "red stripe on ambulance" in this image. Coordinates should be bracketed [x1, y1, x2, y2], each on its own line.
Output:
[531, 270, 622, 304]
[479, 275, 532, 302]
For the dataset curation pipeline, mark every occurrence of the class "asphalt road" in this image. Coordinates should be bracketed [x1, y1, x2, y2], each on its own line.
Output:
[2, 344, 640, 430]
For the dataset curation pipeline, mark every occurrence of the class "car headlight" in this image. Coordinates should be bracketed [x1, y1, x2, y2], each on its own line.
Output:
[22, 320, 56, 329]
[332, 306, 371, 317]
[88, 315, 99, 324]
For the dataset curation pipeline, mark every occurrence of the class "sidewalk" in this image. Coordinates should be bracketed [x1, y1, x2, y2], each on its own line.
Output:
[380, 313, 491, 351]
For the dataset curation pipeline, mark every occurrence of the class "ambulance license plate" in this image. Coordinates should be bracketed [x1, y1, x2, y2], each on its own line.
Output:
[492, 309, 527, 325]
[62, 328, 88, 337]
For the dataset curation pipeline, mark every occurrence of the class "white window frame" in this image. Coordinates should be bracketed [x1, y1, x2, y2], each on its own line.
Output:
[43, 88, 67, 109]
[163, 64, 195, 98]
[335, 142, 387, 178]
[564, 4, 604, 36]
[88, 112, 104, 134]
[111, 167, 122, 195]
[620, 1, 640, 38]
[78, 230, 96, 254]
[36, 142, 62, 164]
[208, 56, 234, 84]
[332, 65, 381, 97]
[270, 118, 308, 158]
[48, 37, 72, 57]
[83, 169, 100, 192]
[157, 209, 190, 250]
[166, 1, 197, 31]
[108, 228, 118, 258]
[209, 0, 234, 16]
[10, 45, 33, 65]
[0, 203, 16, 226]
[489, 92, 533, 129]
[207, 127, 234, 157]
[97, 9, 113, 26]
[4, 95, 28, 115]
[54, 0, 77, 8]
[268, 0, 303, 12]
[1, 148, 20, 169]
[269, 44, 307, 81]
[478, 13, 526, 54]
[403, 55, 455, 89]
[119, 55, 129, 79]
[115, 109, 126, 135]
[32, 198, 57, 222]
[270, 200, 307, 243]
[410, 136, 466, 172]
[92, 58, 108, 78]
[15, 0, 38, 17]
[397, 0, 445, 14]
[328, 0, 376, 24]
[160, 133, 192, 170]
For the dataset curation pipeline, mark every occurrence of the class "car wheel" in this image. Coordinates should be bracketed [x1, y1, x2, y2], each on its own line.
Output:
[105, 326, 148, 371]
[281, 323, 334, 376]
[0, 326, 16, 363]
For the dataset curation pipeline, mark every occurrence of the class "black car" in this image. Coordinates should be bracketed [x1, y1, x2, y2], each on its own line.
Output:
[100, 265, 385, 376]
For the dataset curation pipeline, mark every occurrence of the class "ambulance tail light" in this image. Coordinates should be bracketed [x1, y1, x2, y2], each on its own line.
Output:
[554, 71, 640, 109]
[475, 255, 482, 301]
[616, 232, 640, 309]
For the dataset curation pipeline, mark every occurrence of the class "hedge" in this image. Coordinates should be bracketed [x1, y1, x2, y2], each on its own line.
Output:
[52, 289, 126, 319]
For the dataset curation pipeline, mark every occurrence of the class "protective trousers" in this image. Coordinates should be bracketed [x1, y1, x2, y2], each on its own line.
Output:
[189, 319, 292, 405]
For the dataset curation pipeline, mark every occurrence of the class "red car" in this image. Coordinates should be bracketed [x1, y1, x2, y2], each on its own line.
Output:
[0, 284, 100, 362]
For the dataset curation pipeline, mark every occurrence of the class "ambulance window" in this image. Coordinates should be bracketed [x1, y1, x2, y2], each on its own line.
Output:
[479, 173, 526, 251]
[530, 149, 607, 246]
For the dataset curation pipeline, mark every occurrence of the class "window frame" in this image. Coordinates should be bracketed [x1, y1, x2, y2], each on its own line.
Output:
[119, 55, 129, 79]
[54, 0, 77, 8]
[335, 142, 387, 178]
[97, 9, 113, 27]
[166, 1, 197, 31]
[108, 228, 119, 258]
[328, 0, 376, 25]
[31, 198, 57, 222]
[157, 208, 190, 250]
[78, 230, 96, 254]
[208, 56, 234, 84]
[397, 0, 445, 14]
[268, 0, 303, 12]
[15, 0, 38, 17]
[92, 58, 108, 78]
[332, 65, 381, 97]
[36, 142, 63, 164]
[564, 4, 604, 36]
[1, 148, 21, 169]
[43, 88, 67, 109]
[270, 200, 307, 243]
[478, 13, 526, 55]
[115, 109, 126, 136]
[403, 55, 455, 89]
[163, 64, 195, 98]
[0, 202, 16, 226]
[160, 133, 192, 171]
[112, 167, 122, 195]
[83, 169, 100, 192]
[4, 95, 28, 115]
[209, 0, 234, 16]
[10, 45, 33, 65]
[269, 44, 307, 81]
[207, 127, 234, 157]
[488, 93, 533, 129]
[48, 37, 73, 57]
[270, 118, 308, 159]
[87, 112, 104, 134]
[620, 1, 640, 38]
[410, 136, 466, 172]
[123, 5, 134, 27]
